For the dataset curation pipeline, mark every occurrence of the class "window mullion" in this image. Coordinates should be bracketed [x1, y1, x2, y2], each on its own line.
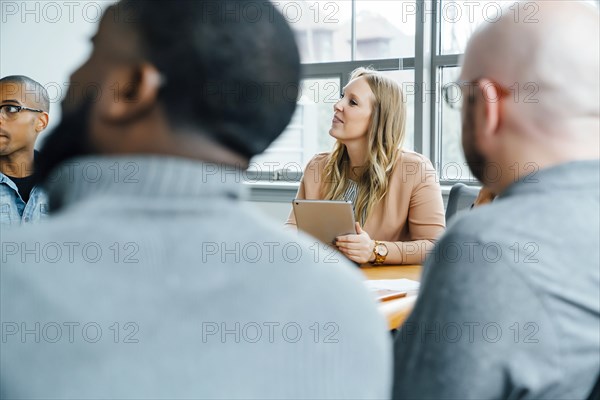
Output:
[429, 0, 441, 168]
[351, 0, 357, 61]
[414, 0, 434, 157]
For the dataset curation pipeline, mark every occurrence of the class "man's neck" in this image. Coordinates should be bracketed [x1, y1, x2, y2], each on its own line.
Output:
[0, 149, 35, 178]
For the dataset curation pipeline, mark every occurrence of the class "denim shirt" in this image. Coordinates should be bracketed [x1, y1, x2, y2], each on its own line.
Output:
[0, 172, 49, 226]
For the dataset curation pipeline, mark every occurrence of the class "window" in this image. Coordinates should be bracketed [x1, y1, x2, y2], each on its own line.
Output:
[252, 0, 598, 185]
[251, 77, 340, 175]
[275, 1, 352, 63]
[439, 0, 498, 55]
[356, 1, 416, 60]
[251, 0, 417, 178]
[437, 66, 467, 180]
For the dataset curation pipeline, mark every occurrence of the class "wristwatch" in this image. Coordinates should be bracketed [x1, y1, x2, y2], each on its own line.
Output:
[371, 241, 388, 265]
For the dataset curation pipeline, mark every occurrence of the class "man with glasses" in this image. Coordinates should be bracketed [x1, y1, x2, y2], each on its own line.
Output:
[0, 75, 50, 225]
[394, 1, 599, 399]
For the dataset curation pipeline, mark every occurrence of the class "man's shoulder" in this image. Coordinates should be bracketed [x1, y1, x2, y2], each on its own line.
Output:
[424, 196, 571, 306]
[1, 215, 66, 241]
[425, 204, 527, 280]
[1, 211, 111, 270]
[445, 196, 524, 235]
[2, 207, 391, 349]
[248, 214, 366, 279]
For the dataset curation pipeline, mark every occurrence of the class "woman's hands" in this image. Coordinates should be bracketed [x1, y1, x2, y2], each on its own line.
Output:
[335, 222, 375, 264]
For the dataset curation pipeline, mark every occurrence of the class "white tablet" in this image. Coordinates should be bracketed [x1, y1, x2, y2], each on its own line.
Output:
[292, 199, 356, 245]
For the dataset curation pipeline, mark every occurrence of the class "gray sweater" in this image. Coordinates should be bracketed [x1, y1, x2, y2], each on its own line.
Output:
[0, 156, 392, 399]
[393, 160, 600, 399]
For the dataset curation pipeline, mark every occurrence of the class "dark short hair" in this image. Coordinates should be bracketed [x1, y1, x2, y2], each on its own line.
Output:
[120, 0, 301, 158]
[0, 75, 50, 113]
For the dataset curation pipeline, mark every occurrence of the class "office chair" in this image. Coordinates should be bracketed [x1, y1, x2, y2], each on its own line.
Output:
[445, 183, 480, 223]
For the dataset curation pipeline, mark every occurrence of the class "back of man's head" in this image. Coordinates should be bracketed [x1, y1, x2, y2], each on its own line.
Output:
[459, 1, 599, 189]
[35, 1, 301, 183]
[462, 1, 599, 134]
[121, 0, 300, 158]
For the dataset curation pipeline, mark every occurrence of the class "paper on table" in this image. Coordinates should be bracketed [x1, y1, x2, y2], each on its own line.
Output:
[364, 279, 420, 295]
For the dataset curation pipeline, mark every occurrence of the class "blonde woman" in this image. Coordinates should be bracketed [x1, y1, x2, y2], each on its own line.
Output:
[286, 68, 445, 265]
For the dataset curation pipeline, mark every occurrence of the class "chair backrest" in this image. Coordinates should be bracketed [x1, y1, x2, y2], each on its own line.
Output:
[586, 374, 600, 400]
[445, 183, 480, 223]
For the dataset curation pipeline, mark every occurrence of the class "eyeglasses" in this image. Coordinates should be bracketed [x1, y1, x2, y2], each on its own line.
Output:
[0, 104, 44, 121]
[442, 80, 477, 110]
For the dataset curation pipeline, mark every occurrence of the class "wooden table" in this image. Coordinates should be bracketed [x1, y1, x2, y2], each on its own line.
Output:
[361, 264, 422, 330]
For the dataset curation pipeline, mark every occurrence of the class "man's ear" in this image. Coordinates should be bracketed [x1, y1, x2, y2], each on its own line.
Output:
[35, 112, 49, 134]
[475, 78, 502, 147]
[101, 63, 162, 122]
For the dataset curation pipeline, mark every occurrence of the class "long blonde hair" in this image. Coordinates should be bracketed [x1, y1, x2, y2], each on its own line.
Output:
[321, 67, 406, 223]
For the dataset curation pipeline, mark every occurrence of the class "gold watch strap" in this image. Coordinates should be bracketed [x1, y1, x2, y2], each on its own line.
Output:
[372, 241, 387, 265]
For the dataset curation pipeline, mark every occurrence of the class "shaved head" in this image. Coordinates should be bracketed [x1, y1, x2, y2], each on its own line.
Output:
[459, 1, 599, 191]
[0, 75, 50, 113]
[462, 1, 599, 128]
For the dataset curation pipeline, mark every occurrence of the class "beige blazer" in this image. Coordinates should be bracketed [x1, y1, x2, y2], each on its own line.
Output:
[286, 150, 446, 265]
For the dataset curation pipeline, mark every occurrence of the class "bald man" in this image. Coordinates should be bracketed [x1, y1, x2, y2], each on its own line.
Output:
[0, 75, 50, 225]
[393, 2, 599, 399]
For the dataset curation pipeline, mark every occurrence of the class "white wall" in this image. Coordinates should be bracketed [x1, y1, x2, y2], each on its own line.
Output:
[0, 1, 114, 136]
